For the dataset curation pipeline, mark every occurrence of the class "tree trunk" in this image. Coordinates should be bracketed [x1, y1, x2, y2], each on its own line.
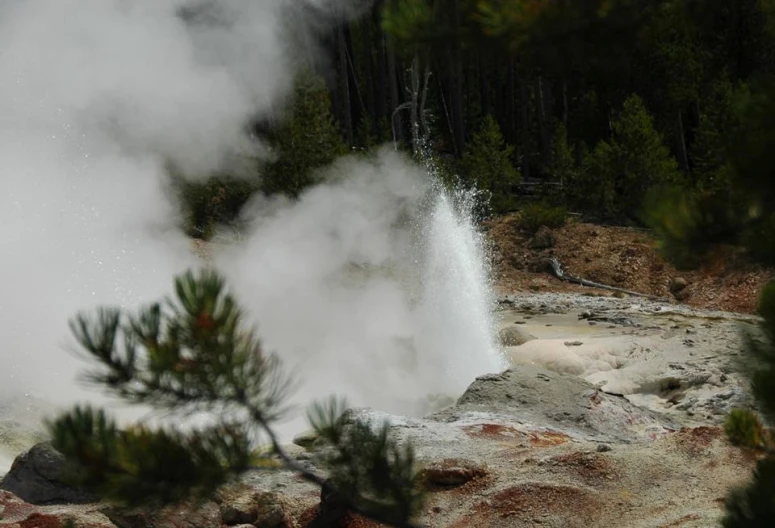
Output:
[453, 68, 465, 156]
[374, 8, 387, 127]
[479, 51, 490, 117]
[562, 80, 569, 126]
[449, 3, 465, 156]
[344, 26, 365, 134]
[506, 60, 516, 143]
[337, 24, 353, 145]
[449, 52, 465, 156]
[676, 110, 690, 174]
[520, 77, 531, 179]
[536, 76, 551, 168]
[362, 16, 376, 133]
[436, 64, 456, 153]
[409, 55, 421, 153]
[419, 66, 432, 141]
[387, 38, 403, 145]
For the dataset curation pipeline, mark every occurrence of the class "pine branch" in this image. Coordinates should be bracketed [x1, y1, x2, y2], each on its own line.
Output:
[49, 269, 424, 528]
[240, 395, 423, 528]
[48, 406, 252, 505]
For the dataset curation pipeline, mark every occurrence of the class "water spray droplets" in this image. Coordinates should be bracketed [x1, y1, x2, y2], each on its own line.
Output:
[410, 144, 506, 396]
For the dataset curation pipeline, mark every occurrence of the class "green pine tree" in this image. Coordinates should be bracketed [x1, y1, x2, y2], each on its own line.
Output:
[691, 77, 742, 192]
[545, 122, 578, 205]
[643, 79, 752, 268]
[174, 175, 257, 240]
[547, 122, 576, 185]
[47, 269, 425, 527]
[722, 282, 775, 527]
[645, 76, 775, 269]
[355, 115, 378, 152]
[460, 114, 520, 214]
[262, 69, 348, 198]
[578, 94, 680, 222]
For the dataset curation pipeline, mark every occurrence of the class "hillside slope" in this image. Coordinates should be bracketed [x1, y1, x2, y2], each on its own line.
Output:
[486, 215, 773, 314]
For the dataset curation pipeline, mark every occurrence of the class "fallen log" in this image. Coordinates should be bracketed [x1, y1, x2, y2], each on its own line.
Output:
[546, 257, 670, 302]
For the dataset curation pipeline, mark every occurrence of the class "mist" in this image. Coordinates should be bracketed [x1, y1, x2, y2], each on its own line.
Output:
[0, 0, 330, 400]
[218, 150, 504, 435]
[0, 0, 503, 439]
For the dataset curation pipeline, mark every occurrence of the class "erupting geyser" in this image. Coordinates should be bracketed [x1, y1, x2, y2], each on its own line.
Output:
[215, 149, 506, 432]
[413, 188, 505, 396]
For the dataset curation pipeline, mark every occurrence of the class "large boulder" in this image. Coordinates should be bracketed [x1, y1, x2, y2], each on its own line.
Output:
[341, 387, 748, 527]
[669, 276, 688, 293]
[498, 326, 536, 347]
[440, 365, 678, 442]
[0, 442, 97, 505]
[669, 277, 690, 301]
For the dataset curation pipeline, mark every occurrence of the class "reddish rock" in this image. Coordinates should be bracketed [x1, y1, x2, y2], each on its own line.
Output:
[418, 459, 488, 489]
[0, 490, 37, 523]
[450, 483, 603, 528]
[528, 430, 571, 447]
[0, 491, 115, 528]
[462, 423, 524, 441]
[548, 451, 619, 483]
[15, 512, 75, 528]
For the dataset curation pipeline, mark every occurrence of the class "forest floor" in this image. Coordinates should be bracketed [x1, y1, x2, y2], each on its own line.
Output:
[485, 213, 774, 315]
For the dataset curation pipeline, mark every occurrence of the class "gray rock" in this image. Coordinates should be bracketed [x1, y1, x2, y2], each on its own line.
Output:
[221, 495, 258, 525]
[498, 326, 536, 347]
[0, 442, 97, 505]
[292, 430, 319, 449]
[103, 500, 222, 528]
[674, 288, 691, 301]
[444, 366, 678, 442]
[669, 277, 689, 293]
[218, 487, 288, 528]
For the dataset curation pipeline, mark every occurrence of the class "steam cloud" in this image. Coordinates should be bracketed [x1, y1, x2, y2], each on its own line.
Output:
[218, 151, 504, 436]
[0, 0, 502, 439]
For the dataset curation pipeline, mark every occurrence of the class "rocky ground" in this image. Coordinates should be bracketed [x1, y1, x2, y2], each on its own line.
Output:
[0, 222, 770, 527]
[495, 293, 760, 425]
[0, 370, 757, 528]
[0, 297, 765, 528]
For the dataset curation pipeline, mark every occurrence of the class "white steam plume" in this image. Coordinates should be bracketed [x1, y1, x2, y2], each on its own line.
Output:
[0, 0, 503, 444]
[0, 0, 350, 402]
[217, 150, 505, 438]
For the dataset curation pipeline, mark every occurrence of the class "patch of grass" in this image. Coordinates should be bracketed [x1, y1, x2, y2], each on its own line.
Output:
[725, 409, 768, 448]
